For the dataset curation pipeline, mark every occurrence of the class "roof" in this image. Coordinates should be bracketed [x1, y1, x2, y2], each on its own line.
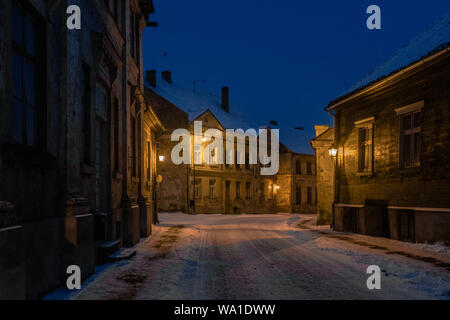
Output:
[328, 11, 450, 109]
[146, 76, 314, 155]
[146, 76, 259, 130]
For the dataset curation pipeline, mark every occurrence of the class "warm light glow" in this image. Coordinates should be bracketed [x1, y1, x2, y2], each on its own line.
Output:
[202, 137, 208, 142]
[159, 155, 165, 162]
[329, 148, 338, 158]
[276, 185, 280, 190]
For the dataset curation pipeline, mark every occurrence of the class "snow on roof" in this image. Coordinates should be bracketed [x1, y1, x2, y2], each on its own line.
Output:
[331, 11, 450, 106]
[147, 76, 259, 131]
[147, 76, 314, 155]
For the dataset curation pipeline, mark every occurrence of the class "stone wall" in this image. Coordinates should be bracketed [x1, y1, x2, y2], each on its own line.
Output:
[331, 49, 450, 244]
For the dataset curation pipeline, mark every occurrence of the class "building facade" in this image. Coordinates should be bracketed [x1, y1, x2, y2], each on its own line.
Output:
[277, 146, 317, 214]
[310, 125, 334, 225]
[0, 0, 160, 299]
[145, 71, 316, 215]
[145, 73, 278, 215]
[326, 18, 450, 244]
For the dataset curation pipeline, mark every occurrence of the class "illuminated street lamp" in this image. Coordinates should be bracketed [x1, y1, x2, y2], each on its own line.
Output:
[328, 146, 338, 158]
[159, 155, 165, 162]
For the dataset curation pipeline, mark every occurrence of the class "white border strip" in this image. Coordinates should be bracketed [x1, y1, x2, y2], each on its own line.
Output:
[388, 206, 450, 213]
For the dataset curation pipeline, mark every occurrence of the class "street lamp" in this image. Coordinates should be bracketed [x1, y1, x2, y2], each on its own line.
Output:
[328, 147, 337, 158]
[159, 155, 165, 162]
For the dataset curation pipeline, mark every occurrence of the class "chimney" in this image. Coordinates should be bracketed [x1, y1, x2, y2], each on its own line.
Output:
[314, 125, 329, 137]
[162, 71, 172, 84]
[145, 69, 157, 88]
[221, 86, 229, 113]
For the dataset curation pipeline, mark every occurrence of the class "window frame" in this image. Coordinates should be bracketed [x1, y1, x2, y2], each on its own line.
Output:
[11, 1, 46, 148]
[295, 160, 302, 175]
[236, 181, 241, 199]
[295, 186, 302, 206]
[209, 179, 216, 198]
[194, 179, 201, 199]
[395, 101, 424, 169]
[355, 117, 374, 174]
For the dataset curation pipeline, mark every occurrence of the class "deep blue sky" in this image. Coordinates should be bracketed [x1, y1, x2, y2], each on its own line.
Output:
[143, 0, 450, 153]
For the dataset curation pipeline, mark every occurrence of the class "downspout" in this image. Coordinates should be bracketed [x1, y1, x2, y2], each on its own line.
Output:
[327, 108, 339, 230]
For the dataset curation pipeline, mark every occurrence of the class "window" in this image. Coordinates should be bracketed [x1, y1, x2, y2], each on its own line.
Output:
[131, 116, 137, 177]
[113, 98, 120, 172]
[306, 161, 312, 175]
[129, 10, 140, 64]
[259, 183, 265, 203]
[209, 179, 216, 198]
[12, 3, 44, 147]
[400, 111, 422, 168]
[96, 85, 108, 120]
[194, 179, 201, 199]
[268, 184, 274, 199]
[82, 64, 91, 163]
[358, 126, 373, 172]
[296, 186, 302, 205]
[307, 187, 312, 205]
[208, 147, 218, 165]
[236, 181, 241, 199]
[245, 182, 251, 199]
[225, 149, 232, 168]
[147, 141, 151, 181]
[235, 150, 242, 169]
[112, 0, 121, 29]
[245, 153, 250, 170]
[295, 160, 302, 175]
[194, 144, 202, 164]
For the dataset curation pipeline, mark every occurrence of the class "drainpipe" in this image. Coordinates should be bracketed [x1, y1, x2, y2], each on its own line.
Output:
[327, 109, 339, 230]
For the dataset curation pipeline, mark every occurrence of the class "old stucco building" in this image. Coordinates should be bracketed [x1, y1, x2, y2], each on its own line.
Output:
[277, 145, 316, 214]
[326, 13, 450, 244]
[310, 125, 335, 225]
[0, 0, 161, 299]
[144, 71, 316, 215]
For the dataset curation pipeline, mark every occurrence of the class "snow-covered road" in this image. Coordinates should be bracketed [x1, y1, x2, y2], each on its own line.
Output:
[70, 213, 450, 300]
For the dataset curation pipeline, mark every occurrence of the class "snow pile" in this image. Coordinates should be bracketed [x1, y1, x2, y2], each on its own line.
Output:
[344, 11, 450, 96]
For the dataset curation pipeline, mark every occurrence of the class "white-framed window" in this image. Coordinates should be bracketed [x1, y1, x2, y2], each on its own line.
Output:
[400, 111, 422, 168]
[395, 101, 424, 168]
[194, 144, 202, 164]
[208, 147, 218, 165]
[355, 117, 374, 173]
